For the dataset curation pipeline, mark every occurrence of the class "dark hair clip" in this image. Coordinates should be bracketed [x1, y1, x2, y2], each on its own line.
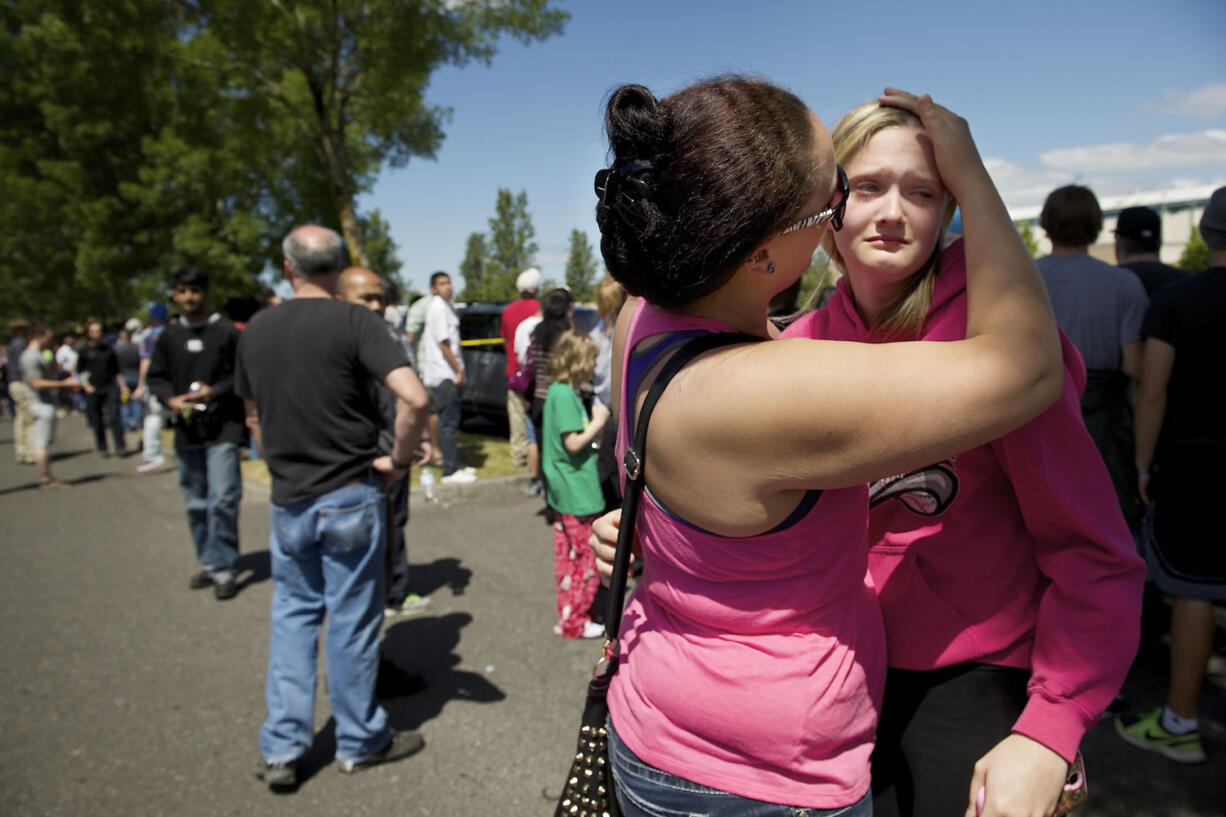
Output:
[594, 159, 656, 229]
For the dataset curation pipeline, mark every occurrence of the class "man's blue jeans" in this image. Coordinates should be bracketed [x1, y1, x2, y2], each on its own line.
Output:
[120, 376, 143, 430]
[430, 379, 462, 475]
[175, 442, 241, 578]
[259, 478, 391, 765]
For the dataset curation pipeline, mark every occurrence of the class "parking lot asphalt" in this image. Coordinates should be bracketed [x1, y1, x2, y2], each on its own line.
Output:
[1, 415, 1223, 816]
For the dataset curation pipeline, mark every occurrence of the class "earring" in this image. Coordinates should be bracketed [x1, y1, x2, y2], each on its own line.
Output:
[766, 262, 775, 274]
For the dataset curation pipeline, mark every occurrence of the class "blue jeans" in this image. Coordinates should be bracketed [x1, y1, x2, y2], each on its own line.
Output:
[175, 442, 241, 577]
[430, 379, 462, 475]
[609, 719, 872, 817]
[120, 376, 143, 430]
[259, 478, 391, 765]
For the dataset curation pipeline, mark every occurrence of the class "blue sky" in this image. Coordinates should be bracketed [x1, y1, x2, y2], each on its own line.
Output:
[362, 0, 1226, 295]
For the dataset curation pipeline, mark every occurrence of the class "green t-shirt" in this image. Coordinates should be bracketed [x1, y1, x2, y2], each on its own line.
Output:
[541, 381, 604, 517]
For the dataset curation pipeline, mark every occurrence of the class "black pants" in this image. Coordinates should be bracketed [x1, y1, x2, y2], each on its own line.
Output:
[872, 663, 1029, 817]
[85, 383, 126, 454]
[385, 473, 411, 606]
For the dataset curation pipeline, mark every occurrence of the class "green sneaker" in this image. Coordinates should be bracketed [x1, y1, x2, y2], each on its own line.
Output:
[1115, 707, 1206, 764]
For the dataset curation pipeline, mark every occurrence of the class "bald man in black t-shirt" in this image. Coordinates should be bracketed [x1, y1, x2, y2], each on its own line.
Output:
[238, 225, 431, 790]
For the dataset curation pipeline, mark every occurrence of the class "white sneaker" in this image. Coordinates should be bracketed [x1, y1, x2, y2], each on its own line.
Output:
[136, 456, 166, 474]
[440, 470, 477, 485]
[460, 466, 477, 476]
[581, 621, 606, 639]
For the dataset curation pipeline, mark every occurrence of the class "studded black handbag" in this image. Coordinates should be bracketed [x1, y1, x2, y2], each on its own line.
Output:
[552, 333, 758, 817]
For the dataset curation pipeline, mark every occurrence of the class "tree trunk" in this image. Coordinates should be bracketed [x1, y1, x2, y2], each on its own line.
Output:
[320, 126, 368, 269]
[336, 193, 368, 269]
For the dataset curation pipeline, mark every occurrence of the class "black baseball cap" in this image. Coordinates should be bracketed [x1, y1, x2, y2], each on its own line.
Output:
[1114, 207, 1161, 248]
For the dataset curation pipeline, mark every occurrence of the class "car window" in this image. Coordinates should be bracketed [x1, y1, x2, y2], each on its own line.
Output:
[458, 306, 503, 344]
[573, 306, 598, 335]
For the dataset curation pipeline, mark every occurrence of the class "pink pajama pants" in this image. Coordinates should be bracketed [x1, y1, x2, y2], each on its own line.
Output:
[552, 513, 599, 638]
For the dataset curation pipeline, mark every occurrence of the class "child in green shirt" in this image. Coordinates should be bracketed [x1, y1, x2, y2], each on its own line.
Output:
[541, 331, 610, 639]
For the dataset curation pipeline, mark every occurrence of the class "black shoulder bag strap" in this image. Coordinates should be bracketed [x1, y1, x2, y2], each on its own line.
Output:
[553, 331, 759, 817]
[604, 330, 761, 640]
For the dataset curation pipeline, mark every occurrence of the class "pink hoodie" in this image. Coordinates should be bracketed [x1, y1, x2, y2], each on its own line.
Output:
[782, 239, 1146, 762]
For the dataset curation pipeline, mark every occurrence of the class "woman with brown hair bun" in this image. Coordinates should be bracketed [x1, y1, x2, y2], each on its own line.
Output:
[596, 77, 1063, 816]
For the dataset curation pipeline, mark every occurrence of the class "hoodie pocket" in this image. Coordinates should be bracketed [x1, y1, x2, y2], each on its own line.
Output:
[870, 546, 977, 667]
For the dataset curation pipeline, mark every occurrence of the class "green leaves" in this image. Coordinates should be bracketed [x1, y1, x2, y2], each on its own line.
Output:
[459, 232, 490, 302]
[483, 188, 538, 300]
[565, 229, 599, 302]
[1178, 225, 1210, 272]
[1, 0, 566, 325]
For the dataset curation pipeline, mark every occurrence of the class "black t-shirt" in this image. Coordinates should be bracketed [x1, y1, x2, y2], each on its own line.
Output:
[146, 317, 246, 450]
[1141, 266, 1226, 458]
[1121, 260, 1190, 299]
[235, 298, 409, 505]
[77, 342, 119, 387]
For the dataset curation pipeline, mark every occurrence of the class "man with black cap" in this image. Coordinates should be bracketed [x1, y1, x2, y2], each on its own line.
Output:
[1114, 206, 1189, 298]
[1116, 186, 1226, 764]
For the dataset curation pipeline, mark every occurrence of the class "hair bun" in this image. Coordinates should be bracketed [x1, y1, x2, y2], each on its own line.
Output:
[605, 84, 670, 158]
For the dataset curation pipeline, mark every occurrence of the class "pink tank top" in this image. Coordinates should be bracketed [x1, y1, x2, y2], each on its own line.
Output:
[606, 301, 885, 808]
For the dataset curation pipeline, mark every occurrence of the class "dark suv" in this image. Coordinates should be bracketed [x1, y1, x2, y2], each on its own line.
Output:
[456, 302, 598, 422]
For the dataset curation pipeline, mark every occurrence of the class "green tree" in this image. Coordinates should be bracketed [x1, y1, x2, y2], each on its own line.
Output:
[1016, 220, 1040, 257]
[178, 0, 567, 267]
[1177, 225, 1210, 272]
[1, 0, 185, 323]
[564, 229, 599, 302]
[795, 252, 839, 313]
[356, 208, 403, 284]
[0, 0, 563, 324]
[459, 232, 490, 301]
[485, 188, 539, 300]
[1, 0, 286, 323]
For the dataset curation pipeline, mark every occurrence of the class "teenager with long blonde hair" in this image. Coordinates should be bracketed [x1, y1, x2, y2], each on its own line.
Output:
[781, 100, 1145, 817]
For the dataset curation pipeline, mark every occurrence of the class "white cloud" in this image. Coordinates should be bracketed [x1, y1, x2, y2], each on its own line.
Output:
[1161, 83, 1226, 118]
[985, 154, 1226, 213]
[1038, 130, 1226, 173]
[984, 157, 1068, 209]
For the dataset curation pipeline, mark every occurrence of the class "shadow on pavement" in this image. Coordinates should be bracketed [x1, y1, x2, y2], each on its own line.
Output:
[236, 550, 271, 591]
[283, 717, 338, 790]
[0, 472, 110, 497]
[379, 612, 506, 730]
[51, 447, 92, 462]
[409, 557, 472, 597]
[264, 612, 504, 791]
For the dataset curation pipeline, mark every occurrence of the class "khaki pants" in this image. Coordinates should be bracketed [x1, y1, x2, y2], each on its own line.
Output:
[10, 380, 33, 463]
[506, 389, 529, 468]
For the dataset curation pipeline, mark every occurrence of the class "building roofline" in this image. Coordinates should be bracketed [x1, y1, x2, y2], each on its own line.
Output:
[1009, 183, 1221, 222]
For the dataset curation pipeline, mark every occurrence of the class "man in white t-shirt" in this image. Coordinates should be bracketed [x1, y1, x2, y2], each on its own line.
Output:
[421, 272, 474, 484]
[55, 332, 80, 414]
